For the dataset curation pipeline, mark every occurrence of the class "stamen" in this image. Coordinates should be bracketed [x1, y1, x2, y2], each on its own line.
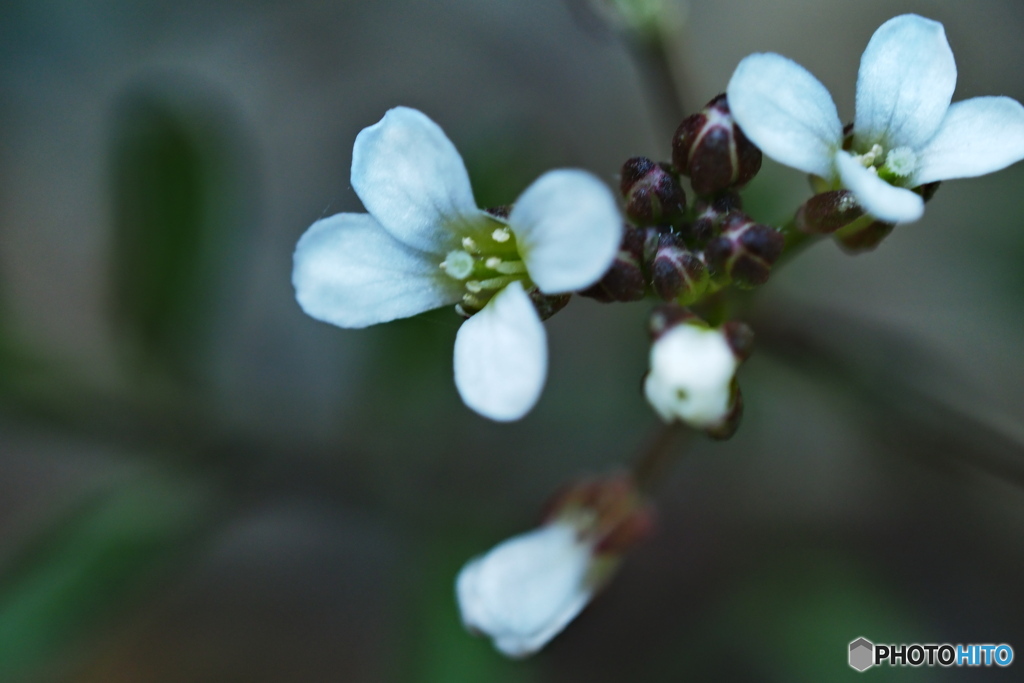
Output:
[465, 280, 483, 293]
[493, 260, 527, 275]
[491, 227, 511, 243]
[462, 293, 483, 308]
[462, 236, 480, 253]
[485, 256, 502, 269]
[476, 276, 516, 290]
[858, 143, 885, 167]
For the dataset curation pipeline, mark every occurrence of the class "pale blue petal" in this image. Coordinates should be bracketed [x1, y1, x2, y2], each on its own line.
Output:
[914, 97, 1024, 185]
[453, 281, 546, 422]
[726, 53, 842, 178]
[854, 14, 956, 150]
[508, 170, 621, 294]
[456, 522, 592, 658]
[351, 107, 484, 253]
[293, 212, 461, 328]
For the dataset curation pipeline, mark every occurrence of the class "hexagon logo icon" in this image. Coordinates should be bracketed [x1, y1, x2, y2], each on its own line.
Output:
[849, 637, 874, 672]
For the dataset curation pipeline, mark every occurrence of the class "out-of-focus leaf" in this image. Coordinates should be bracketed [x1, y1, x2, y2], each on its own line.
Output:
[0, 475, 212, 680]
[109, 78, 251, 383]
[652, 553, 939, 682]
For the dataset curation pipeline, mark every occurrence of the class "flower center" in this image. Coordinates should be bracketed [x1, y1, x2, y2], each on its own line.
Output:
[852, 143, 918, 184]
[439, 226, 530, 316]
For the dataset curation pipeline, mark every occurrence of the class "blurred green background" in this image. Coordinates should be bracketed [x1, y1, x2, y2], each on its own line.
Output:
[1, 0, 1023, 680]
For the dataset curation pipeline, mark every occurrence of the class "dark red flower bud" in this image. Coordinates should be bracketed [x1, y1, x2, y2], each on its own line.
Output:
[649, 234, 709, 304]
[829, 183, 937, 253]
[705, 213, 784, 288]
[722, 320, 755, 362]
[527, 288, 571, 321]
[796, 190, 864, 234]
[578, 225, 647, 302]
[620, 157, 687, 226]
[688, 191, 743, 242]
[833, 219, 895, 253]
[672, 94, 762, 196]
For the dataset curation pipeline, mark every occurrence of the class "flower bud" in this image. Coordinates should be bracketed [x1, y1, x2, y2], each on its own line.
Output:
[578, 225, 647, 302]
[705, 212, 784, 288]
[649, 234, 710, 304]
[643, 319, 745, 434]
[527, 288, 571, 321]
[833, 219, 894, 253]
[795, 190, 864, 234]
[830, 182, 938, 253]
[457, 473, 651, 658]
[688, 191, 742, 242]
[620, 157, 687, 226]
[672, 94, 762, 196]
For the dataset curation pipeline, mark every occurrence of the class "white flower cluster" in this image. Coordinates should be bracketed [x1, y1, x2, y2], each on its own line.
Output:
[293, 108, 621, 422]
[289, 13, 1024, 662]
[727, 14, 1024, 224]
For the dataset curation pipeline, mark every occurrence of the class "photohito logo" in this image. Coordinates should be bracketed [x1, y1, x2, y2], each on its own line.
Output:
[849, 637, 1014, 671]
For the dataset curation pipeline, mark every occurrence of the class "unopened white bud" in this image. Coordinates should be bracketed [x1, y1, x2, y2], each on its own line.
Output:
[643, 324, 738, 428]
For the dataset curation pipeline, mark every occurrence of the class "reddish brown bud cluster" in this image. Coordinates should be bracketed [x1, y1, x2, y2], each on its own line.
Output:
[688, 192, 743, 242]
[620, 157, 687, 227]
[705, 213, 784, 288]
[672, 94, 762, 196]
[578, 225, 647, 302]
[579, 226, 712, 305]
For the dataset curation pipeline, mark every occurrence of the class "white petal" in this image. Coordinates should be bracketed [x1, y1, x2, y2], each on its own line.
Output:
[292, 213, 461, 328]
[508, 170, 621, 294]
[351, 107, 484, 253]
[644, 325, 737, 428]
[913, 97, 1024, 185]
[726, 53, 842, 178]
[854, 14, 956, 150]
[836, 151, 924, 223]
[456, 522, 593, 658]
[453, 281, 546, 422]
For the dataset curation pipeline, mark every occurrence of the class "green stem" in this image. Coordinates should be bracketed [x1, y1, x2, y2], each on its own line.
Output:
[773, 215, 821, 270]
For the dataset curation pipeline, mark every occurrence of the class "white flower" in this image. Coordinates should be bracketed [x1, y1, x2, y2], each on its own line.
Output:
[726, 14, 1024, 224]
[456, 521, 597, 658]
[292, 107, 622, 421]
[643, 324, 738, 428]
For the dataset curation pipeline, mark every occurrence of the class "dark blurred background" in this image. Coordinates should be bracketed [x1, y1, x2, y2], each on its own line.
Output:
[1, 0, 1023, 680]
